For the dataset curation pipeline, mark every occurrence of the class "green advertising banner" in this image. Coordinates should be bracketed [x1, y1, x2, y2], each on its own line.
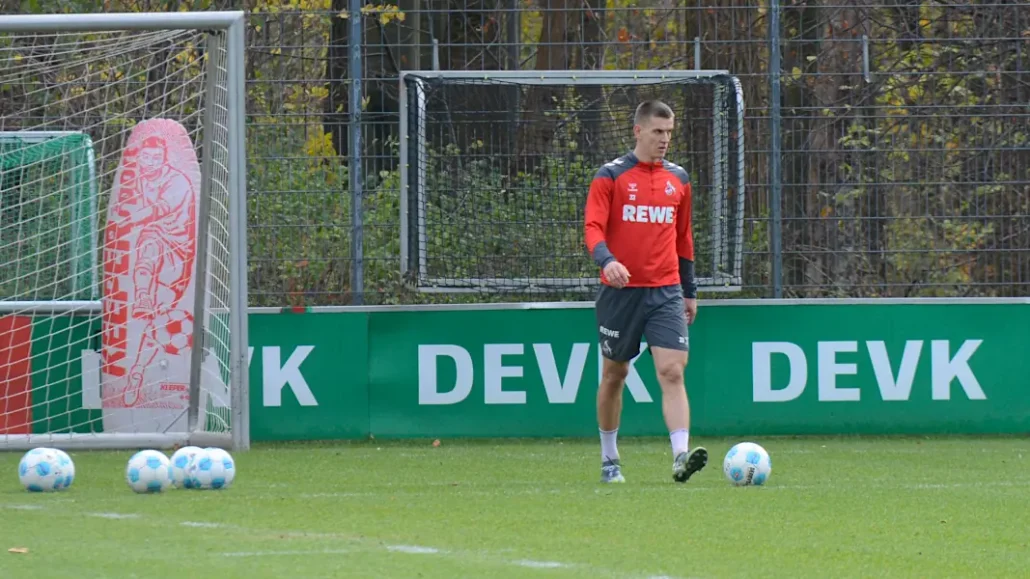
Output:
[13, 299, 1028, 442]
[360, 300, 1030, 439]
[29, 316, 102, 434]
[691, 301, 1030, 435]
[247, 310, 369, 440]
[367, 307, 666, 438]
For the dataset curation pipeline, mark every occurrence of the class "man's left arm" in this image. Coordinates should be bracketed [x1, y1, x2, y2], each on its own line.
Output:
[676, 180, 698, 324]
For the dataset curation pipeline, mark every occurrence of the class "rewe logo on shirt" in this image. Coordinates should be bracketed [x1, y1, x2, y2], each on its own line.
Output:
[622, 204, 676, 224]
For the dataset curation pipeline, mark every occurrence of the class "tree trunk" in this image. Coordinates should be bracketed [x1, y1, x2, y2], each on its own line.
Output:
[780, 0, 822, 294]
[576, 0, 607, 153]
[324, 0, 408, 180]
[516, 0, 573, 174]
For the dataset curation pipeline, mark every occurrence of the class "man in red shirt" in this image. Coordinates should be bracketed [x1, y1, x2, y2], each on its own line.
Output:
[583, 100, 707, 484]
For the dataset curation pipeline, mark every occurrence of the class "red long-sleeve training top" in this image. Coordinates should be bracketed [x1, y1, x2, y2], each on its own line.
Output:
[583, 153, 694, 288]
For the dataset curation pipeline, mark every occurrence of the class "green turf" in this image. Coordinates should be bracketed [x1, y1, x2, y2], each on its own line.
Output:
[0, 436, 1027, 578]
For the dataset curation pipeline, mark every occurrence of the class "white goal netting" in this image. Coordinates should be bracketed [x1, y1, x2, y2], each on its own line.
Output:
[0, 17, 246, 450]
[399, 70, 746, 294]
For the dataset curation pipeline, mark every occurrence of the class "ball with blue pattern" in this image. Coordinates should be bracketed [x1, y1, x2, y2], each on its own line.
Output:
[125, 449, 173, 494]
[18, 447, 74, 492]
[184, 447, 236, 490]
[169, 445, 203, 489]
[51, 449, 76, 489]
[722, 442, 772, 487]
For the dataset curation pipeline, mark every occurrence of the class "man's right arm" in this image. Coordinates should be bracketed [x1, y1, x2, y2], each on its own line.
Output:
[584, 169, 616, 268]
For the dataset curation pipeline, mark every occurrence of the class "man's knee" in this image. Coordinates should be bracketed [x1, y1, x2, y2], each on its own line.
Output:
[652, 348, 688, 388]
[656, 362, 684, 387]
[600, 359, 629, 389]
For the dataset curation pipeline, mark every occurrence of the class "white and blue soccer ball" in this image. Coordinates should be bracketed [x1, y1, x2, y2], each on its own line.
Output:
[184, 447, 235, 490]
[18, 447, 74, 492]
[52, 449, 75, 488]
[723, 442, 772, 487]
[169, 445, 204, 489]
[125, 450, 173, 494]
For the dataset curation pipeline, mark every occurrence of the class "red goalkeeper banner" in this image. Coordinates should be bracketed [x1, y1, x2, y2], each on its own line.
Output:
[101, 119, 199, 433]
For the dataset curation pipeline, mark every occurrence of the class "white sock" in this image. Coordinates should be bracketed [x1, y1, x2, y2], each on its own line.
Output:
[670, 429, 689, 456]
[600, 428, 619, 462]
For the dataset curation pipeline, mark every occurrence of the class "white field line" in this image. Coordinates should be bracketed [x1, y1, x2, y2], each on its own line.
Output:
[176, 520, 681, 578]
[18, 479, 1025, 577]
[241, 478, 1030, 501]
[514, 559, 575, 569]
[87, 512, 139, 519]
[76, 515, 683, 578]
[181, 521, 227, 528]
[387, 545, 442, 554]
[16, 479, 1022, 511]
[222, 549, 352, 557]
[305, 446, 1024, 459]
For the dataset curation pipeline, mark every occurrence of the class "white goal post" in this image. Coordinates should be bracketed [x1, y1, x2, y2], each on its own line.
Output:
[0, 12, 250, 451]
[398, 69, 746, 294]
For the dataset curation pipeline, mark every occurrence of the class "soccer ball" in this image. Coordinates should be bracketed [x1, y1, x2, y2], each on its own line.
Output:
[151, 309, 194, 355]
[125, 449, 173, 493]
[723, 442, 772, 486]
[52, 449, 75, 488]
[169, 445, 204, 489]
[185, 447, 236, 490]
[18, 447, 74, 492]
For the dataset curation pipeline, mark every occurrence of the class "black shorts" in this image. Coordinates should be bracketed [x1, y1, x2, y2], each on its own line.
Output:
[595, 284, 689, 362]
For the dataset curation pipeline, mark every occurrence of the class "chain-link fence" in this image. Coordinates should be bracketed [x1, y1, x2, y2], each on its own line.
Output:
[6, 1, 1030, 305]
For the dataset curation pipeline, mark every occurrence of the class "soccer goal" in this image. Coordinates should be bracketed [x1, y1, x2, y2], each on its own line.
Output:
[0, 12, 249, 451]
[399, 69, 745, 294]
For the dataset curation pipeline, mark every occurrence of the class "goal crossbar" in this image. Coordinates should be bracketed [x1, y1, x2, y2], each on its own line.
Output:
[0, 11, 245, 33]
[401, 69, 733, 85]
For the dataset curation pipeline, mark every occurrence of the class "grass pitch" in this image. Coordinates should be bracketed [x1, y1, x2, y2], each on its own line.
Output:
[0, 436, 1027, 578]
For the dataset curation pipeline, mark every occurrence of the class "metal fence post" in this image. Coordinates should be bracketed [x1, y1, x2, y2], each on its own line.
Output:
[349, 0, 364, 305]
[768, 0, 783, 298]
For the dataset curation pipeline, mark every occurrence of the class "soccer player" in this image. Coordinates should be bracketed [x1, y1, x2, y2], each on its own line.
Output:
[583, 100, 708, 484]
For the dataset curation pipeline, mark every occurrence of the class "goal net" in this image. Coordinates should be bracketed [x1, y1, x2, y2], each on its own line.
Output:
[0, 12, 249, 450]
[399, 70, 745, 294]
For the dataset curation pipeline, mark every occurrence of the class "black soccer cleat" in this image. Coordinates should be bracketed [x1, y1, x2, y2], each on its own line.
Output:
[600, 458, 626, 483]
[672, 447, 708, 483]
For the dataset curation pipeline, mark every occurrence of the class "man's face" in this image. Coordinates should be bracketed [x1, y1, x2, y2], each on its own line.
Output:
[634, 115, 674, 161]
[139, 146, 165, 175]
